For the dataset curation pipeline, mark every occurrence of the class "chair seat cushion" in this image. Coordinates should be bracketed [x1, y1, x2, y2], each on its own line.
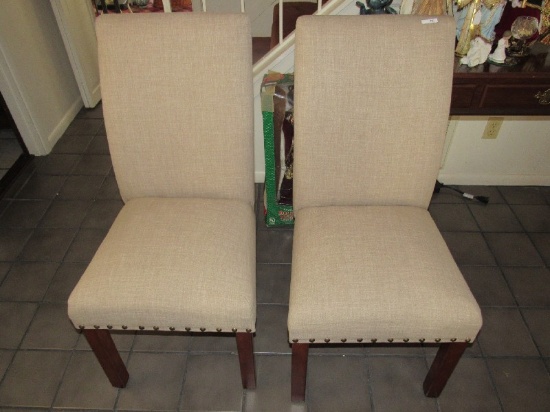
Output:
[288, 206, 482, 344]
[68, 197, 256, 333]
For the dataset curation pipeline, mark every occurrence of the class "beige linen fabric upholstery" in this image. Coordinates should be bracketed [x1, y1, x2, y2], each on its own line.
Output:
[68, 14, 256, 333]
[288, 16, 481, 344]
[69, 198, 256, 331]
[96, 13, 254, 205]
[293, 16, 456, 212]
[288, 206, 482, 342]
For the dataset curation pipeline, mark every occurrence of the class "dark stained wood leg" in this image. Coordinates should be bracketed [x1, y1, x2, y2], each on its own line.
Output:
[236, 332, 256, 389]
[291, 343, 309, 402]
[423, 342, 468, 397]
[83, 329, 129, 388]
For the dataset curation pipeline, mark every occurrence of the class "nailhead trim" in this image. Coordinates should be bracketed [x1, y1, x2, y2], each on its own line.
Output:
[341, 338, 347, 343]
[324, 338, 330, 343]
[246, 328, 252, 333]
[403, 338, 409, 343]
[290, 337, 472, 344]
[139, 326, 145, 330]
[371, 338, 377, 343]
[216, 328, 222, 332]
[185, 327, 191, 332]
[435, 338, 441, 343]
[200, 327, 206, 332]
[387, 338, 394, 343]
[357, 338, 363, 342]
[169, 327, 176, 331]
[232, 328, 238, 333]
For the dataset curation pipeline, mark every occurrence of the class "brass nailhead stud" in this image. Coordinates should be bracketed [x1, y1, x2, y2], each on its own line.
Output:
[200, 327, 206, 332]
[78, 325, 85, 330]
[232, 328, 238, 333]
[465, 338, 471, 343]
[371, 338, 377, 343]
[216, 328, 222, 332]
[153, 326, 159, 331]
[403, 338, 409, 343]
[309, 338, 315, 343]
[435, 338, 441, 343]
[107, 325, 113, 329]
[419, 338, 425, 343]
[94, 325, 100, 329]
[324, 338, 331, 343]
[451, 338, 457, 342]
[357, 338, 363, 343]
[292, 339, 299, 343]
[169, 327, 176, 331]
[341, 338, 347, 343]
[246, 329, 252, 333]
[387, 338, 394, 343]
[122, 325, 128, 330]
[185, 327, 191, 332]
[139, 326, 145, 330]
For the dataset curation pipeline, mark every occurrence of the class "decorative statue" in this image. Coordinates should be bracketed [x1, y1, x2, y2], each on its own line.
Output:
[488, 30, 511, 63]
[460, 36, 492, 66]
[356, 0, 397, 14]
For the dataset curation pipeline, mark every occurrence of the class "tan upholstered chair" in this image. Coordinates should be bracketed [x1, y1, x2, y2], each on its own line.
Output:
[288, 15, 482, 401]
[68, 13, 256, 389]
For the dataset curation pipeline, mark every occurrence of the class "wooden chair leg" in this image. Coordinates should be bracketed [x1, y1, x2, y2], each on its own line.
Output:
[83, 329, 129, 388]
[236, 332, 256, 389]
[291, 343, 309, 402]
[423, 342, 468, 397]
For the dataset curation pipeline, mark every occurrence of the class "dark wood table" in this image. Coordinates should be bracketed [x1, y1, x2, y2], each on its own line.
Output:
[451, 43, 550, 116]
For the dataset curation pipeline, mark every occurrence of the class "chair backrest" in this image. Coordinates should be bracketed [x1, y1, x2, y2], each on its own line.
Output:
[293, 15, 455, 211]
[96, 13, 254, 205]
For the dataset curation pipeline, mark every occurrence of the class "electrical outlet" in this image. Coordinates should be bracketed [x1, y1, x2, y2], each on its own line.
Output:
[482, 117, 503, 139]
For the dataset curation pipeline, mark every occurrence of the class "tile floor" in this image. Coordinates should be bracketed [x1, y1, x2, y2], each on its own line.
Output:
[0, 105, 549, 411]
[0, 129, 24, 181]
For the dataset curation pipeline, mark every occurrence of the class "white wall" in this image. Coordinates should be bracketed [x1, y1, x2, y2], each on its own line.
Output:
[0, 0, 82, 155]
[439, 116, 550, 186]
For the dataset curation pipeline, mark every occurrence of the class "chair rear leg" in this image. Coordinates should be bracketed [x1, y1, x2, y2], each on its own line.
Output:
[423, 342, 468, 397]
[236, 332, 256, 389]
[84, 329, 129, 388]
[291, 343, 309, 402]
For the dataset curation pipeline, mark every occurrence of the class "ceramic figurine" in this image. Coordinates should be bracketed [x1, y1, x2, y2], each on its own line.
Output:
[356, 0, 397, 14]
[488, 31, 511, 63]
[460, 36, 492, 66]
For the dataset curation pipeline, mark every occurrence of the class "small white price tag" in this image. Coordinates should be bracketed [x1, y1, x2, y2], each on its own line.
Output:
[421, 18, 438, 24]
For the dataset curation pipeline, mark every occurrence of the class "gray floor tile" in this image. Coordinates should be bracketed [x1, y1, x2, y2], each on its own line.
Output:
[441, 232, 496, 266]
[19, 228, 77, 262]
[469, 203, 524, 232]
[488, 358, 550, 412]
[502, 267, 550, 307]
[429, 204, 479, 232]
[369, 357, 436, 412]
[522, 309, 550, 356]
[116, 352, 187, 411]
[484, 233, 545, 266]
[76, 104, 103, 119]
[256, 229, 293, 264]
[307, 355, 371, 412]
[72, 154, 112, 176]
[0, 228, 32, 260]
[76, 329, 135, 352]
[96, 175, 121, 200]
[0, 350, 70, 408]
[0, 350, 14, 381]
[86, 134, 110, 155]
[51, 134, 94, 154]
[133, 331, 192, 352]
[34, 154, 79, 175]
[430, 190, 466, 204]
[20, 303, 79, 350]
[530, 233, 550, 266]
[39, 200, 92, 228]
[188, 333, 238, 353]
[243, 355, 294, 412]
[435, 357, 501, 412]
[498, 186, 548, 205]
[64, 118, 103, 135]
[257, 264, 290, 304]
[0, 302, 37, 349]
[0, 262, 10, 283]
[365, 342, 424, 356]
[511, 204, 550, 232]
[53, 350, 123, 409]
[15, 175, 65, 200]
[0, 200, 50, 228]
[43, 262, 86, 303]
[63, 228, 107, 263]
[81, 199, 123, 229]
[57, 175, 105, 199]
[460, 265, 516, 307]
[460, 186, 506, 203]
[255, 305, 291, 354]
[477, 308, 539, 357]
[0, 262, 59, 302]
[180, 354, 243, 411]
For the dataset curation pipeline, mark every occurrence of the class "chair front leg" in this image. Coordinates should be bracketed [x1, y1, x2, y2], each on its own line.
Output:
[423, 342, 468, 397]
[84, 329, 129, 388]
[236, 332, 256, 389]
[291, 343, 309, 402]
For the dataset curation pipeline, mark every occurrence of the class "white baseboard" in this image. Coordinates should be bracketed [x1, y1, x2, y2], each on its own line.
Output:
[437, 173, 550, 186]
[45, 96, 83, 152]
[255, 170, 265, 184]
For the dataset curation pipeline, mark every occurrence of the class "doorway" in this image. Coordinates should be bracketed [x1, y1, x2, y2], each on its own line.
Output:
[0, 91, 32, 196]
